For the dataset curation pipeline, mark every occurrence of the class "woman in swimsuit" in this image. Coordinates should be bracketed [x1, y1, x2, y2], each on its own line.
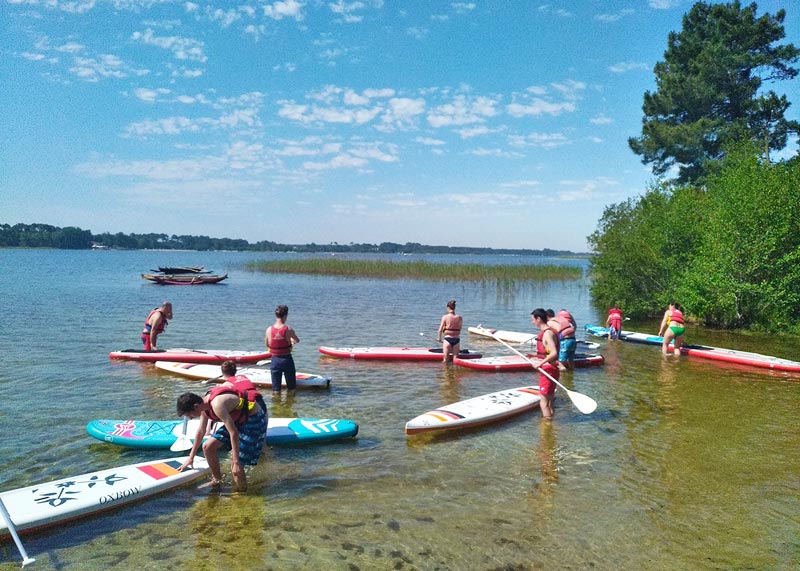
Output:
[658, 302, 685, 356]
[437, 299, 463, 363]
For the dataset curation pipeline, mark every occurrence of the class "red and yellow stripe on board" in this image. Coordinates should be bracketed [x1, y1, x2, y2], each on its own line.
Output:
[137, 460, 184, 480]
[516, 387, 540, 395]
[429, 409, 463, 422]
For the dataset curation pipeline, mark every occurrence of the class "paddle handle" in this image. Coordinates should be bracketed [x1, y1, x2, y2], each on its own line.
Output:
[0, 496, 36, 567]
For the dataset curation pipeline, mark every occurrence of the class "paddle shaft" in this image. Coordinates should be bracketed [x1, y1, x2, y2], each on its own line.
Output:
[0, 496, 36, 567]
[489, 333, 597, 414]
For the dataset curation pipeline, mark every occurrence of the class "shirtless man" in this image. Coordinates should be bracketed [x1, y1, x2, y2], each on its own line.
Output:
[437, 299, 463, 363]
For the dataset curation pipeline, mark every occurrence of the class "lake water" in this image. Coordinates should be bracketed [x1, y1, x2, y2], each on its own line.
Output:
[0, 249, 798, 571]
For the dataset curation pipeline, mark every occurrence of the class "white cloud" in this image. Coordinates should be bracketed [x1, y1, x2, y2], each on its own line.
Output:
[507, 99, 575, 117]
[452, 3, 476, 14]
[608, 61, 649, 73]
[427, 95, 499, 128]
[508, 133, 569, 148]
[133, 87, 171, 102]
[69, 54, 147, 82]
[595, 9, 634, 23]
[415, 137, 445, 146]
[590, 114, 614, 125]
[264, 0, 305, 21]
[406, 27, 428, 40]
[131, 29, 207, 63]
[329, 0, 366, 23]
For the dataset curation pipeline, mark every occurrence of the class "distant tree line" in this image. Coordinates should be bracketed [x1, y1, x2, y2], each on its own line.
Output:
[0, 223, 580, 257]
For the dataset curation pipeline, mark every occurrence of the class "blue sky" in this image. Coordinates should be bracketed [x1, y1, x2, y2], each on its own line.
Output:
[2, 0, 798, 252]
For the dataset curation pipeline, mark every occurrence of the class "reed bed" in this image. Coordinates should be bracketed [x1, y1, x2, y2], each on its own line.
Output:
[246, 258, 582, 281]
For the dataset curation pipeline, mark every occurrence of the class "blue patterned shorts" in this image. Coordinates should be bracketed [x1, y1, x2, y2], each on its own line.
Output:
[211, 409, 268, 466]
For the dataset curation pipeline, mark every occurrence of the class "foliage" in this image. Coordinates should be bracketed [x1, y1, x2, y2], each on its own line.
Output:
[0, 223, 583, 256]
[629, 1, 799, 184]
[678, 144, 800, 328]
[589, 143, 800, 332]
[246, 258, 582, 282]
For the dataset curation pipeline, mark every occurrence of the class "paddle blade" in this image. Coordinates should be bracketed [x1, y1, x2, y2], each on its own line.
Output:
[565, 389, 597, 414]
[170, 435, 193, 452]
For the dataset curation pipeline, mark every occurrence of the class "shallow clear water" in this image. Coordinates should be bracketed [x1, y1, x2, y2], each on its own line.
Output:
[0, 249, 798, 571]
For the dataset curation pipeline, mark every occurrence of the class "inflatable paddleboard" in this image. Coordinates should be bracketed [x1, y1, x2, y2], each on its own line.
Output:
[453, 353, 604, 371]
[154, 361, 331, 389]
[585, 324, 800, 372]
[318, 346, 482, 360]
[86, 417, 359, 449]
[405, 385, 542, 435]
[109, 348, 272, 364]
[468, 325, 599, 349]
[0, 456, 209, 537]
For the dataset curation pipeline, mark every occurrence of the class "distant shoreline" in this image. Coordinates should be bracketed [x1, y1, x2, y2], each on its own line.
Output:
[1, 223, 591, 257]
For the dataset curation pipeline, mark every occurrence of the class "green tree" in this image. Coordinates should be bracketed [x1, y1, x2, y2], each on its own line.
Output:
[588, 184, 704, 317]
[629, 1, 799, 184]
[679, 143, 800, 329]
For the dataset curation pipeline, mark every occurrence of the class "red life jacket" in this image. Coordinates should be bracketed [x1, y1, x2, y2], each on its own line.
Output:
[268, 324, 292, 356]
[142, 308, 167, 336]
[205, 376, 265, 426]
[670, 309, 685, 325]
[536, 327, 560, 359]
[608, 308, 623, 327]
[556, 310, 576, 339]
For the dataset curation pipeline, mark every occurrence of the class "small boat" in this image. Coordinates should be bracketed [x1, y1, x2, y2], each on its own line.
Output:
[142, 273, 228, 285]
[154, 266, 206, 274]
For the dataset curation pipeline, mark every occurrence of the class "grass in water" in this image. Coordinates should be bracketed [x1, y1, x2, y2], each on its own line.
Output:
[246, 259, 581, 281]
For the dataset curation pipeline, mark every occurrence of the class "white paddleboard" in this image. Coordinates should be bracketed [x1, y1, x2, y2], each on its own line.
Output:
[469, 325, 599, 349]
[405, 385, 542, 435]
[154, 361, 331, 388]
[0, 456, 209, 537]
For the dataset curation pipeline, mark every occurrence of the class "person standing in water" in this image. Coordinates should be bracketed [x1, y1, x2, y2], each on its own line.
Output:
[531, 308, 560, 420]
[265, 305, 300, 396]
[658, 302, 685, 356]
[141, 301, 172, 350]
[437, 299, 463, 363]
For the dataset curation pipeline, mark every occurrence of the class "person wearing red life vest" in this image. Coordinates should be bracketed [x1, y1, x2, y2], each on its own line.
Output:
[140, 301, 172, 350]
[176, 360, 267, 491]
[606, 307, 623, 340]
[531, 308, 560, 420]
[658, 302, 686, 356]
[545, 308, 577, 371]
[265, 304, 300, 396]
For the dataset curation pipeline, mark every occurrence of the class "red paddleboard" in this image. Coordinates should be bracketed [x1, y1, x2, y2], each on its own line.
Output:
[318, 346, 482, 361]
[453, 353, 604, 371]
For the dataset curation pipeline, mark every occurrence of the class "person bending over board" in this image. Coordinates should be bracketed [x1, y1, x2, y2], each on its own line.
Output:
[176, 361, 268, 491]
[265, 304, 300, 396]
[606, 306, 624, 340]
[437, 299, 463, 363]
[658, 302, 685, 356]
[141, 301, 172, 350]
[531, 308, 560, 420]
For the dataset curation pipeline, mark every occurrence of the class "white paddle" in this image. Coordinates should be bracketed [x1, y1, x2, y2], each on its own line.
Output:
[0, 496, 36, 567]
[169, 416, 192, 452]
[489, 333, 597, 414]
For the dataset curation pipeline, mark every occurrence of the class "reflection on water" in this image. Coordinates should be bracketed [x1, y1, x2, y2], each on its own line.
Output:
[0, 250, 798, 571]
